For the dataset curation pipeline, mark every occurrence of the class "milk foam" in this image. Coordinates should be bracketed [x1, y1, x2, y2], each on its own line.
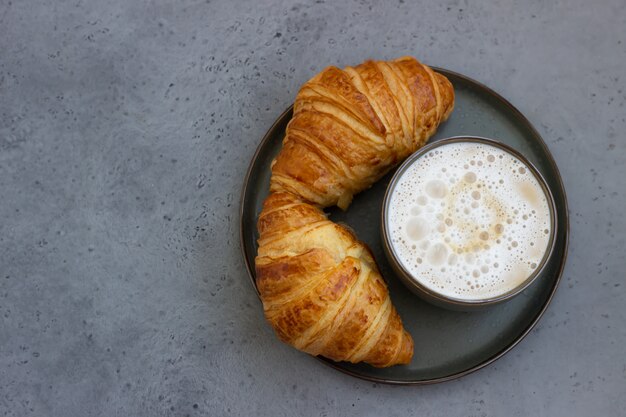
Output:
[387, 142, 552, 301]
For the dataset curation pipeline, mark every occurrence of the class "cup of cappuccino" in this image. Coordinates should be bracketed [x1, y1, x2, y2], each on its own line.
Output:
[381, 137, 557, 310]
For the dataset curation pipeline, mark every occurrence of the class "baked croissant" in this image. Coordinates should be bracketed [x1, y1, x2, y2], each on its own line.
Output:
[255, 57, 454, 367]
[270, 56, 454, 210]
[256, 192, 414, 367]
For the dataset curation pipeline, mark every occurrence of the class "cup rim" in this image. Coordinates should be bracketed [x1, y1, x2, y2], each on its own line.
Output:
[381, 136, 559, 307]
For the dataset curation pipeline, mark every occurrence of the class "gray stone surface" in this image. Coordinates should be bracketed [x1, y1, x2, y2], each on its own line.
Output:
[1, 0, 624, 415]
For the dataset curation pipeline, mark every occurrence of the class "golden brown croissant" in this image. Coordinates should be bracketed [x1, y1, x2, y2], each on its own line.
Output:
[255, 57, 454, 367]
[256, 192, 414, 367]
[270, 56, 454, 210]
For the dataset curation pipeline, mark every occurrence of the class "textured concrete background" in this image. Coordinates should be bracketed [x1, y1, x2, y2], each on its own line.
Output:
[1, 0, 625, 416]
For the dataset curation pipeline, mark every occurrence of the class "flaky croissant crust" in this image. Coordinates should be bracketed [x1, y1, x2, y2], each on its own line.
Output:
[270, 56, 454, 210]
[255, 57, 454, 367]
[256, 192, 414, 367]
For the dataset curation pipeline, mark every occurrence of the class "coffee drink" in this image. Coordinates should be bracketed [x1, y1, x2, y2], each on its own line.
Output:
[386, 141, 552, 301]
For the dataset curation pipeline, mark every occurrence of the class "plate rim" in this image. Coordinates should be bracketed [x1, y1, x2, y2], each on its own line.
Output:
[239, 66, 570, 385]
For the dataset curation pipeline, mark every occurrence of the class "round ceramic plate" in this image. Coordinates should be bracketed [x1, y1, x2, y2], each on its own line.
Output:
[240, 68, 569, 385]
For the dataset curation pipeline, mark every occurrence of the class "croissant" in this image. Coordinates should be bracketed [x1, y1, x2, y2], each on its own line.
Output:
[256, 192, 414, 366]
[255, 57, 454, 367]
[270, 56, 454, 210]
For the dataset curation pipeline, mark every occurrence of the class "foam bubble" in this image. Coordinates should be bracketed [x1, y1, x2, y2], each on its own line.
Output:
[406, 217, 429, 241]
[387, 141, 552, 301]
[427, 243, 448, 266]
[464, 172, 477, 183]
[425, 180, 448, 199]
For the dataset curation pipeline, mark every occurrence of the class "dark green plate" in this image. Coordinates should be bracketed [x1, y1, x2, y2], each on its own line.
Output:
[240, 68, 569, 385]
